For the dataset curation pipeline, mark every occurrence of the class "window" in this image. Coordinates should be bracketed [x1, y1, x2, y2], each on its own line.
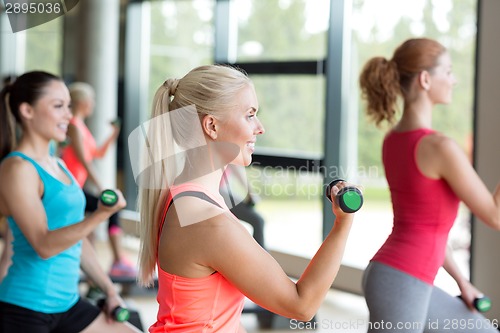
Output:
[233, 0, 329, 62]
[24, 18, 62, 74]
[147, 0, 214, 115]
[228, 0, 330, 256]
[0, 13, 62, 76]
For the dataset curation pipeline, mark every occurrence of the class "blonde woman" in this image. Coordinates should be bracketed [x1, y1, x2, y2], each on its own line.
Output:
[136, 64, 357, 332]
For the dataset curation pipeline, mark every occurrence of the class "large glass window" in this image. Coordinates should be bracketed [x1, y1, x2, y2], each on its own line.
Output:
[233, 0, 329, 62]
[251, 75, 325, 154]
[0, 14, 62, 75]
[229, 0, 330, 256]
[239, 75, 326, 257]
[147, 0, 214, 116]
[23, 18, 62, 74]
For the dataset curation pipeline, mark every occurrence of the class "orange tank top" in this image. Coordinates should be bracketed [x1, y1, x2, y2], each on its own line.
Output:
[150, 183, 245, 333]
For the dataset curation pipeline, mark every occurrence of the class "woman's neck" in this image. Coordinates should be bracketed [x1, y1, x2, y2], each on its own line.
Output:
[16, 135, 51, 160]
[175, 166, 224, 192]
[394, 98, 433, 132]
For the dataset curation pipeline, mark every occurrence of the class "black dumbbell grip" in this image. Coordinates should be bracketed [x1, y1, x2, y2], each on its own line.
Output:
[325, 179, 363, 213]
[97, 298, 130, 322]
[457, 295, 491, 312]
[325, 179, 344, 203]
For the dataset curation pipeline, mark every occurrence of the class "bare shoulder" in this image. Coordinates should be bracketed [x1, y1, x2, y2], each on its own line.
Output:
[421, 132, 452, 147]
[198, 210, 264, 270]
[419, 132, 464, 157]
[168, 194, 252, 246]
[0, 157, 40, 213]
[0, 156, 38, 182]
[167, 194, 231, 228]
[160, 195, 254, 276]
[417, 132, 468, 178]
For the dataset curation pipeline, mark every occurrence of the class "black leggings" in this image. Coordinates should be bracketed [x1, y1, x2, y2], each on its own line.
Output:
[0, 298, 100, 333]
[84, 190, 120, 231]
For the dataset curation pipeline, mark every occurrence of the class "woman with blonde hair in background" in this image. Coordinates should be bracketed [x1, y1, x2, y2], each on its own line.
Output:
[60, 82, 136, 278]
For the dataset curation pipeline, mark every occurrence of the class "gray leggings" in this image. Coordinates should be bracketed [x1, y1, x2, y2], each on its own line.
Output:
[362, 261, 498, 332]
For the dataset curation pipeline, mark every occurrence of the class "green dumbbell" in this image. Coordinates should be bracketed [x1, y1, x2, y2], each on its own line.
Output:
[325, 179, 363, 213]
[100, 189, 118, 207]
[474, 296, 492, 312]
[97, 298, 130, 322]
[458, 295, 492, 312]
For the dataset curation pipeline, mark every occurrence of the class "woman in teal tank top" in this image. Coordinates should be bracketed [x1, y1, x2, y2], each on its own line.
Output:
[0, 71, 140, 333]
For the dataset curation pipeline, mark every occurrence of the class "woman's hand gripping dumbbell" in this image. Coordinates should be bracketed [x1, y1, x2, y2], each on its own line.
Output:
[457, 294, 492, 313]
[98, 189, 126, 213]
[100, 189, 119, 206]
[97, 297, 130, 322]
[325, 179, 363, 213]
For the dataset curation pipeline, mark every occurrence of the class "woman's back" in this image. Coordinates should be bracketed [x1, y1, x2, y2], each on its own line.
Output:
[152, 183, 245, 332]
[372, 128, 460, 284]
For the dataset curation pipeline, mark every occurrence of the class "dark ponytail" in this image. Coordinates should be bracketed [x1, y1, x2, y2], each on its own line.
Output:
[0, 71, 61, 160]
[0, 84, 16, 161]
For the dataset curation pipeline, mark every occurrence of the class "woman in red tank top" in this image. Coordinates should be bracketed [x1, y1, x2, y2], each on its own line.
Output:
[359, 38, 500, 332]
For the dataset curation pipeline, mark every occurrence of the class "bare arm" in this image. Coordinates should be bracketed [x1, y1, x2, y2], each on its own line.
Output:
[80, 238, 121, 307]
[238, 323, 247, 333]
[0, 224, 12, 282]
[94, 123, 120, 158]
[417, 134, 500, 229]
[0, 158, 126, 259]
[202, 183, 355, 321]
[80, 238, 141, 328]
[443, 246, 482, 311]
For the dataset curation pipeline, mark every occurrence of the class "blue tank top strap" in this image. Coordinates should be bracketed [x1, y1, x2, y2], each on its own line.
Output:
[6, 151, 38, 163]
[5, 151, 52, 184]
[4, 151, 75, 187]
